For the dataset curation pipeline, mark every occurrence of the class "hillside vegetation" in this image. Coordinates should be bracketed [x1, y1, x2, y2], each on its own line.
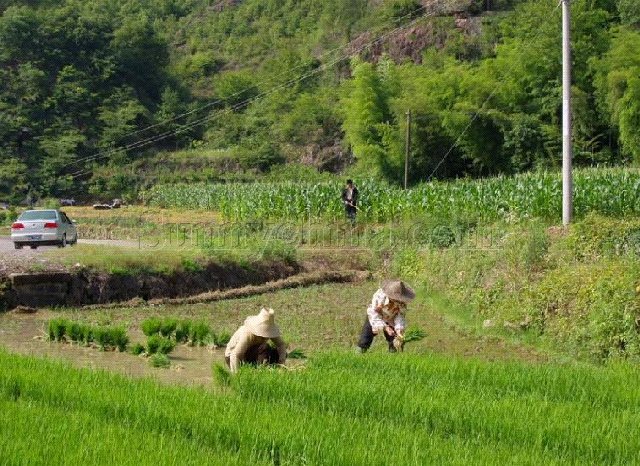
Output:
[1, 0, 639, 201]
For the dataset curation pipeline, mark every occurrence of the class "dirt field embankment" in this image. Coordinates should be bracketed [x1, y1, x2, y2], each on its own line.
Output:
[0, 260, 301, 310]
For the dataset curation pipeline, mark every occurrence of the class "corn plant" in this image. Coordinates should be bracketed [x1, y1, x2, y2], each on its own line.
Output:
[143, 167, 640, 223]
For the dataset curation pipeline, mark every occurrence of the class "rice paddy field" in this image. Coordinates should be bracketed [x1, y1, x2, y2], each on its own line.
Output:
[1, 282, 639, 464]
[1, 349, 639, 465]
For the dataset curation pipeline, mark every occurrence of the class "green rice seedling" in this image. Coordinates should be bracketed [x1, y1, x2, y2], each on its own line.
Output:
[47, 318, 70, 342]
[146, 335, 162, 354]
[287, 349, 306, 359]
[130, 343, 145, 356]
[403, 326, 427, 343]
[212, 363, 231, 387]
[175, 320, 191, 343]
[160, 318, 178, 338]
[80, 324, 93, 346]
[3, 349, 640, 464]
[111, 327, 129, 352]
[158, 338, 175, 355]
[212, 331, 231, 347]
[189, 321, 210, 346]
[147, 335, 175, 355]
[149, 353, 170, 368]
[93, 327, 112, 351]
[141, 317, 162, 337]
[68, 322, 84, 344]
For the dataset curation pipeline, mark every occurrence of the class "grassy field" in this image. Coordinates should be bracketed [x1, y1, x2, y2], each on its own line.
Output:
[1, 348, 639, 465]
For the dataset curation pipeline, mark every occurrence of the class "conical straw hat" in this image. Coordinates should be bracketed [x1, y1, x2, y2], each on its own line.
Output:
[245, 308, 281, 338]
[381, 280, 415, 303]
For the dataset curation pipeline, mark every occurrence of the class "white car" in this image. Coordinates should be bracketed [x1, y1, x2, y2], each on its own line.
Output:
[11, 209, 78, 249]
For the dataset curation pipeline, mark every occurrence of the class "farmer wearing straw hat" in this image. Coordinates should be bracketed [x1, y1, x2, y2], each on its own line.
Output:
[356, 280, 415, 353]
[225, 308, 287, 373]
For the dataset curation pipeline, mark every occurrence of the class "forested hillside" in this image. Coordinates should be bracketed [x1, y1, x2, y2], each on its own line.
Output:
[0, 0, 638, 201]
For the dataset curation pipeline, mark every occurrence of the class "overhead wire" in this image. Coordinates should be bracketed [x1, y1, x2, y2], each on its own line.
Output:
[66, 3, 437, 173]
[68, 1, 562, 184]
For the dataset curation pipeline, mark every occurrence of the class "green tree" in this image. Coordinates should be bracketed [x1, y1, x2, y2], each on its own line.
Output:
[593, 27, 640, 161]
[341, 61, 392, 176]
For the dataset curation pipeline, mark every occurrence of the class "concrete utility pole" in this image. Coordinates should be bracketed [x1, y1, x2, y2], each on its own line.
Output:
[405, 110, 411, 190]
[562, 0, 573, 225]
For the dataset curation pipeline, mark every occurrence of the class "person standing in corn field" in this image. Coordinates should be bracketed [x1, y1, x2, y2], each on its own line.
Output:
[356, 280, 415, 353]
[341, 179, 359, 224]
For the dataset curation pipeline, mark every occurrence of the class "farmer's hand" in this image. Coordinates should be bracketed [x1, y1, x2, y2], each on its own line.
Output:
[385, 325, 396, 337]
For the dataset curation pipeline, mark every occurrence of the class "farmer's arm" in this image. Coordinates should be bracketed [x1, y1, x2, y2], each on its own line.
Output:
[394, 310, 406, 336]
[272, 336, 287, 364]
[367, 290, 387, 333]
[229, 330, 252, 373]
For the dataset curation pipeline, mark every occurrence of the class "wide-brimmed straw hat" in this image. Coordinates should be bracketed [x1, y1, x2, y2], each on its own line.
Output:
[244, 308, 281, 338]
[382, 279, 416, 303]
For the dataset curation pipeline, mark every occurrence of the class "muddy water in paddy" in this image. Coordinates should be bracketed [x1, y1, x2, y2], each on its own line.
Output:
[0, 311, 221, 386]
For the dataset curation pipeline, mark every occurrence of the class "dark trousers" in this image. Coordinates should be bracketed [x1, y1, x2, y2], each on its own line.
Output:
[358, 318, 394, 350]
[225, 343, 280, 369]
[345, 205, 356, 222]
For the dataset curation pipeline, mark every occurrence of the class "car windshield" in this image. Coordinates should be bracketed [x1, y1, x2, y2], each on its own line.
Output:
[18, 210, 57, 221]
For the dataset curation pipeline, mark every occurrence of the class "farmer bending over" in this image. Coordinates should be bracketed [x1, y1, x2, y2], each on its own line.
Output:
[225, 308, 287, 373]
[357, 280, 415, 353]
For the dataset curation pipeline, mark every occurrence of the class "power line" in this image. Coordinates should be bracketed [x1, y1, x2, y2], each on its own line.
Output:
[66, 3, 437, 171]
[68, 4, 451, 178]
[426, 3, 562, 182]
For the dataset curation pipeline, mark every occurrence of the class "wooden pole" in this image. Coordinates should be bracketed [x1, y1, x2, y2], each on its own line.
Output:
[405, 110, 411, 190]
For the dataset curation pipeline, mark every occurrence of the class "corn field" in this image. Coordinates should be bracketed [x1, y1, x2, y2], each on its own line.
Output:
[143, 168, 640, 222]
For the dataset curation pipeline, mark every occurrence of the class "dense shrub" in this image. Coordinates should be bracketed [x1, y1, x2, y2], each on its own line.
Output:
[394, 215, 640, 362]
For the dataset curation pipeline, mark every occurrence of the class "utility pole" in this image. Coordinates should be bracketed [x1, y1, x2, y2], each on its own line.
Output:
[405, 110, 411, 190]
[562, 0, 572, 225]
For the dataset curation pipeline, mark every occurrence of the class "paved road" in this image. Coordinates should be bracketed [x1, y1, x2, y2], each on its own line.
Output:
[0, 236, 138, 252]
[0, 236, 139, 274]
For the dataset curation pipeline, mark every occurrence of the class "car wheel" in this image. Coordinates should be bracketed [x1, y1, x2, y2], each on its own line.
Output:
[58, 235, 67, 248]
[70, 234, 78, 245]
[30, 245, 37, 250]
[14, 243, 23, 250]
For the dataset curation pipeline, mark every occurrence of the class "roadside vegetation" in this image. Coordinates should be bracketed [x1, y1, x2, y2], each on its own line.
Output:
[393, 213, 640, 362]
